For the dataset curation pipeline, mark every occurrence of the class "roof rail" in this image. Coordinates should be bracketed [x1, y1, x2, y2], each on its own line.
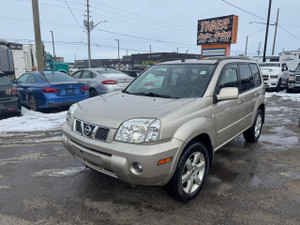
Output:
[157, 58, 181, 63]
[208, 56, 251, 63]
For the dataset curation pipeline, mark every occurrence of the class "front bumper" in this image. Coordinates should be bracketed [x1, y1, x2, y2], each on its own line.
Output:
[61, 122, 183, 186]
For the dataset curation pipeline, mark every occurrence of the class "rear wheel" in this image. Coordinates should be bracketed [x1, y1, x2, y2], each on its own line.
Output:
[243, 109, 263, 142]
[165, 142, 209, 202]
[28, 94, 39, 111]
[89, 89, 98, 97]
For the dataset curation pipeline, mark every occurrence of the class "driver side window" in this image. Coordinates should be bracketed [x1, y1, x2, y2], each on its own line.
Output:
[217, 65, 238, 94]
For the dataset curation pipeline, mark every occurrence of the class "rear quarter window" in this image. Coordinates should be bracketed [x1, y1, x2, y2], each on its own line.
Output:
[249, 64, 262, 87]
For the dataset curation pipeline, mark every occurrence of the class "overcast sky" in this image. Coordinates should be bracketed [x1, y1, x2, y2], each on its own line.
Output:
[1, 0, 300, 62]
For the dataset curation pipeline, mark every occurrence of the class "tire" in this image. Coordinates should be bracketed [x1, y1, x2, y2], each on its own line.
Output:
[28, 94, 39, 111]
[89, 89, 98, 97]
[286, 88, 293, 93]
[243, 109, 263, 142]
[165, 142, 209, 202]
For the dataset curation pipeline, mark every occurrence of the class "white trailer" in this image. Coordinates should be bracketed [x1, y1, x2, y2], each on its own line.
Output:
[279, 50, 300, 71]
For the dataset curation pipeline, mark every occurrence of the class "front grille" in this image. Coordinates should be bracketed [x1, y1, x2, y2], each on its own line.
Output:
[296, 76, 300, 82]
[74, 119, 110, 142]
[95, 127, 110, 141]
[263, 75, 269, 80]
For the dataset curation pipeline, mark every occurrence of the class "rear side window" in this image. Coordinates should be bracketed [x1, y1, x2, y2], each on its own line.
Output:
[249, 64, 261, 87]
[0, 76, 11, 85]
[238, 64, 254, 92]
[82, 71, 92, 79]
[17, 73, 30, 83]
[72, 71, 81, 79]
[27, 75, 38, 83]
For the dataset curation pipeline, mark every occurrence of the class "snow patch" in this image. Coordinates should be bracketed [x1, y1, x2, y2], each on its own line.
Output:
[265, 92, 300, 102]
[31, 167, 85, 177]
[0, 107, 66, 134]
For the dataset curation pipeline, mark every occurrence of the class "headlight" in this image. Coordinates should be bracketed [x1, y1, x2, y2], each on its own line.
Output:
[66, 103, 79, 125]
[288, 76, 295, 81]
[115, 118, 160, 143]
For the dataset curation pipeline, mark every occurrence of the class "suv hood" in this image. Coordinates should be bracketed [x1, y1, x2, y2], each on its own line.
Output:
[260, 67, 281, 74]
[75, 91, 195, 128]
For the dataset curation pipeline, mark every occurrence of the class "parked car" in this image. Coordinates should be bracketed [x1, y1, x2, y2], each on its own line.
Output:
[15, 71, 89, 111]
[71, 68, 134, 97]
[287, 64, 300, 93]
[0, 71, 21, 116]
[121, 69, 143, 78]
[62, 57, 265, 201]
[259, 62, 290, 91]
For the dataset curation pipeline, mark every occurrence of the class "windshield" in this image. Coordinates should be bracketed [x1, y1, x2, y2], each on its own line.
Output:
[124, 64, 216, 98]
[42, 72, 76, 83]
[259, 63, 280, 67]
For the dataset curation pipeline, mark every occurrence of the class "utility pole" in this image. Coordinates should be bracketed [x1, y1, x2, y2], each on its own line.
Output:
[272, 8, 280, 55]
[263, 0, 272, 62]
[86, 0, 91, 68]
[50, 31, 56, 60]
[32, 0, 44, 71]
[244, 36, 248, 56]
[149, 45, 151, 54]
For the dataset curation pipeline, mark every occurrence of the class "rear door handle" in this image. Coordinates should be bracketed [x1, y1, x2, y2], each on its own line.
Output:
[237, 99, 245, 104]
[254, 91, 260, 96]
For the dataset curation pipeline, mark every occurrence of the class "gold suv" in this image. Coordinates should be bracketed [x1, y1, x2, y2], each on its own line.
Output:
[62, 57, 265, 201]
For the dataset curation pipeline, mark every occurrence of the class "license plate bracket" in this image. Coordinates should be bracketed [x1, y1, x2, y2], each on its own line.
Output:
[66, 88, 74, 94]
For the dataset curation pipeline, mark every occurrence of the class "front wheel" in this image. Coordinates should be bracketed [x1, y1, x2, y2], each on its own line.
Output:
[165, 142, 209, 202]
[243, 109, 263, 142]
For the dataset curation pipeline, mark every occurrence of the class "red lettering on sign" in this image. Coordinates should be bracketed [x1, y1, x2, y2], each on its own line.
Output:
[221, 19, 230, 30]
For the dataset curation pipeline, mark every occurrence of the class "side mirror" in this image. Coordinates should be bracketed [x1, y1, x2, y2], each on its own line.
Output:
[217, 87, 239, 101]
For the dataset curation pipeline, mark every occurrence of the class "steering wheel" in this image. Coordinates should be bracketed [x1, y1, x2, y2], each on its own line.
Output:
[184, 86, 201, 96]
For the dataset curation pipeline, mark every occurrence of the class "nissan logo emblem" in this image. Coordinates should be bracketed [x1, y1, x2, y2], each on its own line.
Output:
[84, 125, 92, 136]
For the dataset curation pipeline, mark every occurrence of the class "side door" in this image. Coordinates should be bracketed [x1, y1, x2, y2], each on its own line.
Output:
[16, 73, 30, 103]
[80, 70, 93, 87]
[281, 63, 289, 85]
[238, 63, 259, 129]
[213, 64, 245, 148]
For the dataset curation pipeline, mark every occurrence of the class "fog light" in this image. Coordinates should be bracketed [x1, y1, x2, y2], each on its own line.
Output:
[131, 162, 143, 174]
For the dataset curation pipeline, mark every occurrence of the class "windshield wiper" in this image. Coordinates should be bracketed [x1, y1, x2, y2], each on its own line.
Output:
[122, 90, 131, 94]
[133, 92, 173, 98]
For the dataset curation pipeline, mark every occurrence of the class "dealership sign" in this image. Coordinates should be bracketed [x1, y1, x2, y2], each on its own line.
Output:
[197, 15, 238, 45]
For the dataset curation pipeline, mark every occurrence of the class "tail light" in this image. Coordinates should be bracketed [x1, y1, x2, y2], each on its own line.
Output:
[101, 80, 117, 85]
[42, 87, 60, 93]
[5, 87, 18, 95]
[80, 85, 88, 91]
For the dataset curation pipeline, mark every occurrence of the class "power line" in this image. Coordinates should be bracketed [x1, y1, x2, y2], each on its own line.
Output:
[278, 25, 300, 41]
[221, 0, 266, 21]
[63, 0, 83, 29]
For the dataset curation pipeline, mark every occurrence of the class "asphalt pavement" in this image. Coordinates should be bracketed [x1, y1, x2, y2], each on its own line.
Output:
[0, 95, 299, 225]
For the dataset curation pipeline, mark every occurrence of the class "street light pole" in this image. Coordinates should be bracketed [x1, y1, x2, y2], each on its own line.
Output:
[115, 39, 120, 60]
[272, 8, 280, 55]
[149, 45, 151, 54]
[263, 0, 272, 62]
[244, 36, 248, 56]
[50, 31, 56, 60]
